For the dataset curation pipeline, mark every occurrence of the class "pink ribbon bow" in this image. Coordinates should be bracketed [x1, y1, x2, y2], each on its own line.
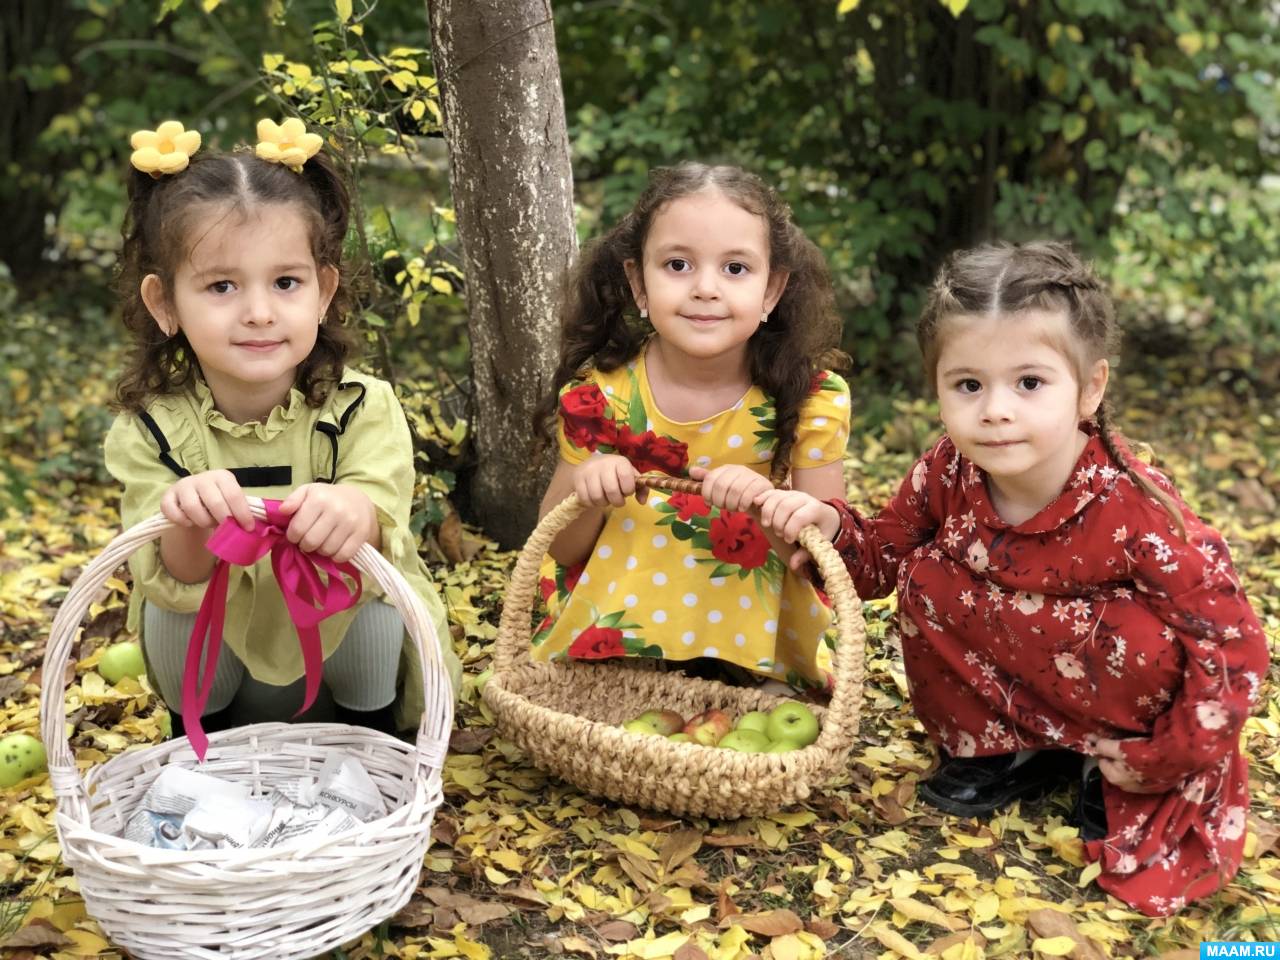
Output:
[182, 499, 362, 759]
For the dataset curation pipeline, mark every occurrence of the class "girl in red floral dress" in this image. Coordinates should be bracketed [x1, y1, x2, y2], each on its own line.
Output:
[754, 242, 1268, 915]
[530, 163, 850, 689]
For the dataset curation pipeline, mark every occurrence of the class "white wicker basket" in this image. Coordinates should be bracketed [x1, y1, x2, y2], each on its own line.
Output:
[37, 497, 456, 960]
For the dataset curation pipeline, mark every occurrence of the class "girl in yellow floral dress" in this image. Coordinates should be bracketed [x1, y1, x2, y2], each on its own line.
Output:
[531, 163, 850, 689]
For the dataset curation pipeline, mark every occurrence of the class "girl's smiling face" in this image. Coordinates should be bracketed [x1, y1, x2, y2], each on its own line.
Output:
[142, 203, 337, 423]
[935, 309, 1108, 519]
[624, 188, 788, 370]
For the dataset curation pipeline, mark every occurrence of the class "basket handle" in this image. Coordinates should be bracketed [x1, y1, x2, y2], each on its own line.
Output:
[492, 474, 866, 757]
[38, 496, 456, 809]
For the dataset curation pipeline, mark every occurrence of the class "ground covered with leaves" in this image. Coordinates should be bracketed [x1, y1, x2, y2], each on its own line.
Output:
[1, 349, 1277, 960]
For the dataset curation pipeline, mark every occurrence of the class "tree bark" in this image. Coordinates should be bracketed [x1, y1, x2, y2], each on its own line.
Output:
[427, 0, 575, 549]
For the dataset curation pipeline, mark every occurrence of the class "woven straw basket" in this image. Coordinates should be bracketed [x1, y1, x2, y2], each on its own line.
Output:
[37, 497, 455, 960]
[484, 475, 866, 819]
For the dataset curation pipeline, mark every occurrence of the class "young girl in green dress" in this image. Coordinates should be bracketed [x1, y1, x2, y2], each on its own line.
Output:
[532, 163, 850, 689]
[105, 120, 461, 736]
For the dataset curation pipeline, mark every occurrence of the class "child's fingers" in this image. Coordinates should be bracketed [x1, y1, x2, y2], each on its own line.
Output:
[1089, 737, 1126, 761]
[602, 469, 626, 507]
[160, 488, 191, 526]
[278, 484, 310, 516]
[688, 465, 708, 481]
[295, 512, 337, 554]
[315, 523, 350, 559]
[789, 548, 813, 573]
[177, 484, 216, 528]
[332, 532, 366, 564]
[214, 474, 254, 530]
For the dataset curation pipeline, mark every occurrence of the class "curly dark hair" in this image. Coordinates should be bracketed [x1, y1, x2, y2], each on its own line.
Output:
[919, 240, 1184, 536]
[113, 148, 357, 412]
[533, 162, 848, 484]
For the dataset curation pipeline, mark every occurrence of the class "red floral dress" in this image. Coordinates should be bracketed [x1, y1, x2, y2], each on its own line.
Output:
[828, 428, 1268, 916]
[533, 350, 851, 688]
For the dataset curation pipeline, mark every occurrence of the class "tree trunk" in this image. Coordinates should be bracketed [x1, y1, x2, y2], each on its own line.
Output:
[427, 0, 576, 549]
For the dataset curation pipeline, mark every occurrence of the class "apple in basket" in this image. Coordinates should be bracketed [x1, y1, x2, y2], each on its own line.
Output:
[765, 701, 820, 749]
[622, 709, 685, 737]
[0, 732, 48, 789]
[98, 640, 147, 684]
[717, 729, 771, 753]
[683, 709, 732, 746]
[734, 711, 771, 735]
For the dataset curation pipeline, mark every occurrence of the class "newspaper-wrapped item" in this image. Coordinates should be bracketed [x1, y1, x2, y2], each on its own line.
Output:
[182, 793, 275, 849]
[122, 767, 251, 848]
[302, 752, 388, 821]
[122, 751, 386, 850]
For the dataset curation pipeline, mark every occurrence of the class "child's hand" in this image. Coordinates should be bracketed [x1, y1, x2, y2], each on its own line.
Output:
[161, 470, 254, 532]
[573, 454, 644, 508]
[690, 464, 773, 513]
[754, 489, 841, 572]
[1088, 736, 1164, 794]
[278, 483, 379, 563]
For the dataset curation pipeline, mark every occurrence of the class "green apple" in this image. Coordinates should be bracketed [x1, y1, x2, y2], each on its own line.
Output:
[667, 733, 692, 743]
[0, 732, 48, 788]
[98, 641, 146, 684]
[765, 739, 802, 753]
[473, 666, 494, 693]
[159, 711, 173, 740]
[717, 729, 771, 753]
[735, 711, 770, 735]
[765, 701, 820, 748]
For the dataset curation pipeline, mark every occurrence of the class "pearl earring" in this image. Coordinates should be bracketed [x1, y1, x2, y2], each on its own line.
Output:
[640, 308, 648, 319]
[760, 311, 769, 324]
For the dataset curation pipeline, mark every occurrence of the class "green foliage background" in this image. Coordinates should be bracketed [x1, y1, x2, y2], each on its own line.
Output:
[1, 0, 1278, 495]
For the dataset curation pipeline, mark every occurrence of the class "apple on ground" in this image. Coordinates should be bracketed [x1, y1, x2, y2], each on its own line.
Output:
[98, 641, 147, 684]
[735, 711, 770, 735]
[718, 729, 771, 753]
[683, 709, 732, 746]
[623, 709, 685, 737]
[0, 732, 48, 789]
[765, 701, 820, 748]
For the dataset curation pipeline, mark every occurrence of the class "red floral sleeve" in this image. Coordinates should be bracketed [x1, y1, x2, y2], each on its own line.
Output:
[1113, 480, 1269, 791]
[823, 437, 949, 599]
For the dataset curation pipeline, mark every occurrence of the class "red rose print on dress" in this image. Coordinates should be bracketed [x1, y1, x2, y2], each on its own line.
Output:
[668, 492, 711, 521]
[614, 424, 688, 475]
[560, 384, 616, 451]
[567, 624, 626, 659]
[709, 510, 771, 570]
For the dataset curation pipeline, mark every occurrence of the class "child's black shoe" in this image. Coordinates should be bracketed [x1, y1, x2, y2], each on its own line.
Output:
[1074, 761, 1108, 841]
[918, 749, 1082, 817]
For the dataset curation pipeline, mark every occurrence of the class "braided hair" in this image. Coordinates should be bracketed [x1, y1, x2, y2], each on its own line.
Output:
[918, 241, 1186, 537]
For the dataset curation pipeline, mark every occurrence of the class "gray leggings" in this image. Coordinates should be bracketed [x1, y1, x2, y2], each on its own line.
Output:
[143, 601, 403, 715]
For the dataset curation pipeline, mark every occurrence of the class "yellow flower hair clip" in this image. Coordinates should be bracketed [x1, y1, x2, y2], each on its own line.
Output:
[130, 120, 201, 177]
[255, 118, 324, 173]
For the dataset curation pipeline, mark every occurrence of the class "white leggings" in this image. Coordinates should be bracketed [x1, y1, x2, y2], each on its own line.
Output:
[143, 601, 403, 714]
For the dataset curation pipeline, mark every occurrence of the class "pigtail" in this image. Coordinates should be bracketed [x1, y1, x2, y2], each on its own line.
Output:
[293, 149, 357, 404]
[114, 165, 201, 412]
[1095, 401, 1188, 540]
[749, 218, 847, 486]
[532, 221, 648, 454]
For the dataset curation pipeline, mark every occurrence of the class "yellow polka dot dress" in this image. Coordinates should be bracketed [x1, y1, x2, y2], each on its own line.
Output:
[533, 351, 852, 689]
